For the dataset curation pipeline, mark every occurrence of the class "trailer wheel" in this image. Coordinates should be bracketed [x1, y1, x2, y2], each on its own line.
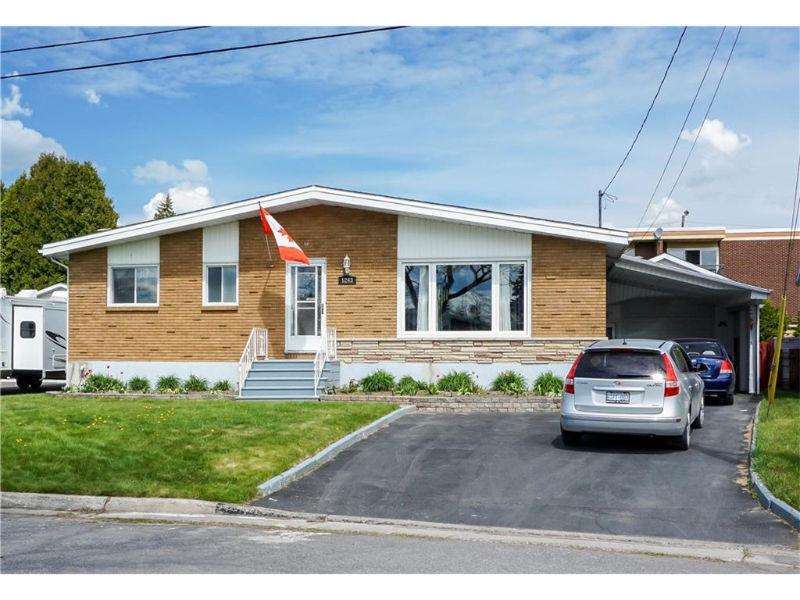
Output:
[29, 376, 43, 392]
[15, 375, 31, 392]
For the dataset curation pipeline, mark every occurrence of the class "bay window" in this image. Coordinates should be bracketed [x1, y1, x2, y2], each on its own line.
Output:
[109, 266, 159, 305]
[401, 260, 528, 336]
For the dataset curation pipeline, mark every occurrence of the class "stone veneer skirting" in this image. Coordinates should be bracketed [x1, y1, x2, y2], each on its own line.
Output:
[323, 393, 561, 413]
[335, 338, 599, 364]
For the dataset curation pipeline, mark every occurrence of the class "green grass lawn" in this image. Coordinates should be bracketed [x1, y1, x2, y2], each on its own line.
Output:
[1, 394, 397, 503]
[753, 390, 800, 510]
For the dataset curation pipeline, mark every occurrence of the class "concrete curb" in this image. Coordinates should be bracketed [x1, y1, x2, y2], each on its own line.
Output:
[257, 405, 416, 496]
[1, 492, 219, 515]
[749, 401, 800, 530]
[4, 498, 798, 569]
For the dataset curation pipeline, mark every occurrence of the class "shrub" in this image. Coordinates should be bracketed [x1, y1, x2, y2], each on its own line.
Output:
[437, 371, 478, 394]
[81, 374, 125, 393]
[156, 375, 182, 393]
[184, 375, 210, 392]
[533, 371, 564, 397]
[492, 370, 527, 396]
[420, 382, 439, 395]
[127, 376, 150, 393]
[360, 370, 395, 392]
[396, 375, 423, 396]
[211, 379, 232, 392]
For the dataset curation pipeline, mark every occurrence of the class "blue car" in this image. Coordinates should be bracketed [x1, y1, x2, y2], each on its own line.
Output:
[674, 338, 736, 405]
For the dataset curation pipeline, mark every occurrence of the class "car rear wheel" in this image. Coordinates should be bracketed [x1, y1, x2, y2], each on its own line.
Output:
[674, 414, 691, 450]
[723, 393, 734, 406]
[561, 428, 582, 447]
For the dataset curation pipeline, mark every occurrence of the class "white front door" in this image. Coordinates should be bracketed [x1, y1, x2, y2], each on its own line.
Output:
[13, 306, 43, 370]
[286, 259, 326, 353]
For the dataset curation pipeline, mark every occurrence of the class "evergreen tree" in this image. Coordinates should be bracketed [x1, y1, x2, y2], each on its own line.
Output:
[153, 193, 176, 219]
[0, 153, 118, 294]
[759, 299, 779, 341]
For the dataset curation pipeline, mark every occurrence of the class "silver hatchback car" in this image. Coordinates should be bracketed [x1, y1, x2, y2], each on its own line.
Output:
[560, 339, 706, 450]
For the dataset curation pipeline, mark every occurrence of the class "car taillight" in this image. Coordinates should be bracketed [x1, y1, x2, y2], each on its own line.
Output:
[661, 353, 680, 397]
[720, 359, 733, 374]
[563, 352, 584, 394]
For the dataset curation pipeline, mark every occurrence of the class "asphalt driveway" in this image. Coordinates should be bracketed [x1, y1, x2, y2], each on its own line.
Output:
[256, 394, 798, 546]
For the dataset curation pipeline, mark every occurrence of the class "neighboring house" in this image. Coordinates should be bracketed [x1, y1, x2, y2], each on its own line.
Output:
[627, 227, 800, 315]
[40, 186, 769, 397]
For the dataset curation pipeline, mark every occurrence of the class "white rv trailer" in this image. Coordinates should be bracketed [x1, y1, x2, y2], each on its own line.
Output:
[0, 287, 67, 391]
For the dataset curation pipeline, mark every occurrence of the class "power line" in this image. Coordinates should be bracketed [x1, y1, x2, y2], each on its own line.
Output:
[1, 26, 211, 54]
[600, 26, 687, 196]
[630, 27, 726, 235]
[782, 154, 800, 299]
[1, 26, 408, 80]
[639, 26, 742, 238]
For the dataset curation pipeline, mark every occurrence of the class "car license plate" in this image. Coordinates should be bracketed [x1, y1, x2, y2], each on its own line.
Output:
[606, 391, 630, 404]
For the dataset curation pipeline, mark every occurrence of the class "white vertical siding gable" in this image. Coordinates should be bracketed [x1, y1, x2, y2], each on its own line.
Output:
[203, 221, 239, 263]
[398, 216, 531, 260]
[107, 237, 160, 265]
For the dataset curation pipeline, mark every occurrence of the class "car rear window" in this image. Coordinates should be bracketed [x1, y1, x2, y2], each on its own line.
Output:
[679, 341, 723, 357]
[575, 350, 666, 379]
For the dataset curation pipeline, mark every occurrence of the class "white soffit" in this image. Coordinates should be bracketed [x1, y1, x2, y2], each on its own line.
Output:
[203, 221, 239, 263]
[398, 216, 530, 260]
[107, 237, 159, 265]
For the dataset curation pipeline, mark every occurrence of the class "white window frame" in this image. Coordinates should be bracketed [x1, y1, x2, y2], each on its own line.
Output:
[397, 258, 531, 339]
[107, 265, 160, 307]
[666, 246, 720, 271]
[203, 262, 239, 306]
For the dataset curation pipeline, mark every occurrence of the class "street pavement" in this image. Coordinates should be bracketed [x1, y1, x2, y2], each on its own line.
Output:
[1, 512, 794, 574]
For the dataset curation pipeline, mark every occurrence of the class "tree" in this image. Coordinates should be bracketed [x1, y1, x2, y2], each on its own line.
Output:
[153, 193, 175, 219]
[1, 153, 118, 294]
[760, 299, 779, 341]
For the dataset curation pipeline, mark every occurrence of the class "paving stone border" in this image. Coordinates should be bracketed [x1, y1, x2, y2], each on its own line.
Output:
[749, 400, 800, 530]
[323, 393, 561, 413]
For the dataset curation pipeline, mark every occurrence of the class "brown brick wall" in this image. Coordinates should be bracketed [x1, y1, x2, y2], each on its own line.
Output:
[720, 238, 799, 315]
[68, 210, 609, 362]
[69, 205, 398, 361]
[532, 236, 606, 337]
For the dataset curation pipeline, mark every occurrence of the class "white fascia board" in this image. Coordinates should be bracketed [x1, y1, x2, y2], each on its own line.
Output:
[618, 255, 770, 298]
[41, 185, 629, 258]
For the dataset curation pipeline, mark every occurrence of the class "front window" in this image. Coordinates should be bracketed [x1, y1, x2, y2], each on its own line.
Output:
[205, 264, 238, 305]
[402, 261, 528, 335]
[110, 266, 158, 305]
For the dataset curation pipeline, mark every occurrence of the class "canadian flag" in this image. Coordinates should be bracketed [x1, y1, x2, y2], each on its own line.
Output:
[259, 206, 310, 265]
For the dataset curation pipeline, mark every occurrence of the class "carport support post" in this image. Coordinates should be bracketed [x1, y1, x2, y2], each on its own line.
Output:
[598, 190, 603, 228]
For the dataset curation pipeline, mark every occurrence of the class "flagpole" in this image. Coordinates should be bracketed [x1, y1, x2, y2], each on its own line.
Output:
[258, 203, 275, 268]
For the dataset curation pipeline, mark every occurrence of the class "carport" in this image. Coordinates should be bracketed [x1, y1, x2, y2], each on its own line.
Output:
[607, 254, 770, 394]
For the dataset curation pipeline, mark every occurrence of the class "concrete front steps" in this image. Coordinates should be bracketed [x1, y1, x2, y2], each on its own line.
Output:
[240, 359, 340, 400]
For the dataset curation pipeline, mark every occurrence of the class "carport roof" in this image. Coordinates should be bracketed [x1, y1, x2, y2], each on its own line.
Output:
[609, 254, 770, 307]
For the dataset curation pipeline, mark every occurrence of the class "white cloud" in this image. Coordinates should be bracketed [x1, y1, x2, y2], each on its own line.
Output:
[0, 119, 66, 173]
[643, 197, 687, 227]
[84, 89, 101, 105]
[1, 84, 32, 118]
[133, 159, 209, 183]
[142, 182, 215, 219]
[680, 118, 751, 156]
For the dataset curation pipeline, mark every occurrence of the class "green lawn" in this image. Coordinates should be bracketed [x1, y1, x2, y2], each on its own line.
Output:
[1, 394, 397, 503]
[753, 391, 800, 510]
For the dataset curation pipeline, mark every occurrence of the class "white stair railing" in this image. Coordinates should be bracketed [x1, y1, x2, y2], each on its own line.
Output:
[313, 327, 337, 397]
[238, 328, 268, 396]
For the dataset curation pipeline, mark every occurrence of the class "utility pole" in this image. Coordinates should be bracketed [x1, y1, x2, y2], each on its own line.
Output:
[598, 190, 603, 228]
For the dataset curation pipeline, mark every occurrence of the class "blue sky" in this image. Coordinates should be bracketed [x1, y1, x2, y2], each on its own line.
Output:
[1, 26, 798, 228]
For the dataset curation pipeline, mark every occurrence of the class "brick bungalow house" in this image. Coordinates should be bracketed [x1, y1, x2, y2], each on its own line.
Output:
[41, 186, 769, 398]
